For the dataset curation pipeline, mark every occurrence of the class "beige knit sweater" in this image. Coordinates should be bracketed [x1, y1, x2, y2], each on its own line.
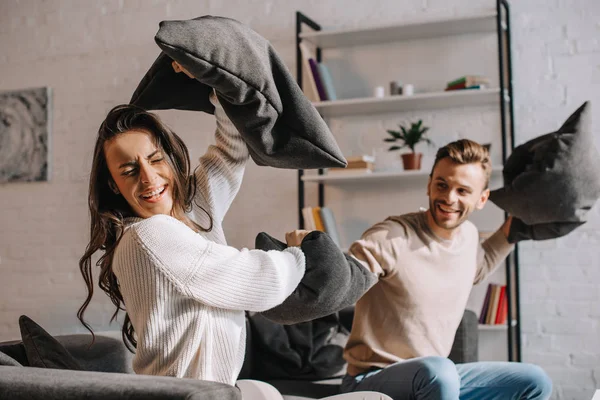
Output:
[344, 211, 513, 376]
[112, 92, 305, 385]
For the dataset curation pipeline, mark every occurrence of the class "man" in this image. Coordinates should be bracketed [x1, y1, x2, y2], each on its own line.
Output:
[340, 139, 552, 400]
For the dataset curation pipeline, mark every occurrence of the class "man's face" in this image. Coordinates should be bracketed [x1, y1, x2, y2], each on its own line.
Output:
[426, 158, 490, 237]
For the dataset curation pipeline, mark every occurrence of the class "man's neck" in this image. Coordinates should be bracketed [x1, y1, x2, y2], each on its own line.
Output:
[425, 209, 460, 241]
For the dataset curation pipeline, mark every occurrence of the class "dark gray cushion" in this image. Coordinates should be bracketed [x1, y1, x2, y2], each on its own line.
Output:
[507, 218, 584, 243]
[56, 333, 133, 373]
[0, 342, 28, 366]
[131, 15, 346, 170]
[0, 365, 240, 400]
[19, 315, 82, 370]
[0, 351, 21, 367]
[246, 313, 347, 381]
[490, 101, 600, 241]
[448, 310, 478, 364]
[255, 231, 377, 324]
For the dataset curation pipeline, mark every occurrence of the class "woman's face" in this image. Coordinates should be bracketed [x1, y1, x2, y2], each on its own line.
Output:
[104, 130, 174, 218]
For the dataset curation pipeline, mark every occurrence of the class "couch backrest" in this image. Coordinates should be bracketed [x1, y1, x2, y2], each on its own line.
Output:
[57, 331, 134, 373]
[0, 331, 134, 374]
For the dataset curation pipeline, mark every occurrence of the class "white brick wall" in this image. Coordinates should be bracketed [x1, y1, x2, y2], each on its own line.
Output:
[0, 1, 598, 398]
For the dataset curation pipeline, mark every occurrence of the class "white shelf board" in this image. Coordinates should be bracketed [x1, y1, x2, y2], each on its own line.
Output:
[302, 167, 503, 185]
[299, 13, 503, 49]
[478, 320, 517, 331]
[313, 89, 507, 118]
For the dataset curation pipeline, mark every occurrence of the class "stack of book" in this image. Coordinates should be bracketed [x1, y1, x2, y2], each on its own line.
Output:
[298, 42, 338, 102]
[301, 206, 341, 247]
[327, 155, 375, 175]
[445, 75, 490, 91]
[479, 283, 508, 325]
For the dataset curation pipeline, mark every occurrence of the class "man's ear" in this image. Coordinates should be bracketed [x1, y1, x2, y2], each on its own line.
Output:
[108, 180, 120, 195]
[426, 177, 431, 197]
[476, 188, 490, 210]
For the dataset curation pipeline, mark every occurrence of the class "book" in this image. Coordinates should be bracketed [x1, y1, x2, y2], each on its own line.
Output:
[312, 207, 325, 232]
[346, 155, 376, 163]
[446, 75, 490, 88]
[495, 286, 508, 325]
[346, 161, 375, 170]
[302, 206, 316, 230]
[445, 84, 487, 91]
[317, 62, 337, 101]
[320, 207, 341, 247]
[308, 58, 327, 101]
[479, 283, 493, 324]
[326, 167, 373, 175]
[298, 42, 320, 102]
[487, 284, 501, 325]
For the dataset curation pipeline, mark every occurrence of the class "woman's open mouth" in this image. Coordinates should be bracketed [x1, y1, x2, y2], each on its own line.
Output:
[140, 185, 167, 203]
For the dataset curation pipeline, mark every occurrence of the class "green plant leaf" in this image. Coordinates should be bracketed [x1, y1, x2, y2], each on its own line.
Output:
[386, 130, 402, 139]
[388, 145, 402, 151]
[384, 138, 397, 142]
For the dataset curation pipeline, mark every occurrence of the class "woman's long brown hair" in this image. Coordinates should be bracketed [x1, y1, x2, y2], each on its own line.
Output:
[78, 104, 212, 351]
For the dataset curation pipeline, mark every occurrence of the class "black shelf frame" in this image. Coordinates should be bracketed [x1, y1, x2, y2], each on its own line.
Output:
[295, 0, 521, 362]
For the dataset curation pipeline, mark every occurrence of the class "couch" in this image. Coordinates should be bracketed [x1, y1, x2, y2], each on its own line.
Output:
[0, 309, 478, 400]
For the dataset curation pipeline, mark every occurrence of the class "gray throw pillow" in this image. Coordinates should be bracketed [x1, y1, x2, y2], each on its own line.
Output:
[255, 231, 377, 324]
[19, 315, 82, 370]
[131, 15, 347, 170]
[490, 101, 600, 240]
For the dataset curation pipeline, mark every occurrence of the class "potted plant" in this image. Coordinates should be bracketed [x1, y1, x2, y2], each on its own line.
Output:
[384, 119, 433, 170]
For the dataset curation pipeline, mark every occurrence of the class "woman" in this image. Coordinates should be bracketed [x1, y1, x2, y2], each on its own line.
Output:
[78, 61, 388, 400]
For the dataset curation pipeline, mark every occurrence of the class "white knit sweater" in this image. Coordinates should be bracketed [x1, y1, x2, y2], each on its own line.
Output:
[112, 92, 305, 386]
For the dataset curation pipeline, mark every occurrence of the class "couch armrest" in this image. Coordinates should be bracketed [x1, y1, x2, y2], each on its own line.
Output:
[448, 309, 479, 364]
[0, 366, 240, 400]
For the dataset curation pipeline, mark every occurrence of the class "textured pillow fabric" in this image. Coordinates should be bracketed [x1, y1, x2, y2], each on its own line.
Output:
[130, 52, 215, 113]
[130, 15, 347, 170]
[508, 218, 584, 243]
[0, 342, 28, 366]
[255, 231, 377, 324]
[19, 315, 82, 370]
[490, 101, 600, 240]
[0, 351, 21, 367]
[246, 312, 347, 381]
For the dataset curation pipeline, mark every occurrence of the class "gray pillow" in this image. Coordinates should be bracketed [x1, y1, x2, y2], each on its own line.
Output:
[490, 102, 600, 240]
[19, 315, 82, 370]
[255, 231, 377, 324]
[131, 15, 347, 170]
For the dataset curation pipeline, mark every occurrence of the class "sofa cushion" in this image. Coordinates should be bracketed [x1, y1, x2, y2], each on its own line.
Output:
[255, 231, 377, 324]
[246, 313, 347, 381]
[0, 351, 22, 367]
[56, 332, 133, 374]
[19, 315, 82, 370]
[131, 15, 347, 170]
[0, 365, 241, 400]
[490, 101, 600, 241]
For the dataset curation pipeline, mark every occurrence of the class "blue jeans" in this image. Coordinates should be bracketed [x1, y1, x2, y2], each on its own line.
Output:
[340, 357, 552, 400]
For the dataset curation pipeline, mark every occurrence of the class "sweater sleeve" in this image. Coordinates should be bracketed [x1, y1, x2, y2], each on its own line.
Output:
[474, 228, 515, 284]
[348, 221, 400, 279]
[193, 90, 250, 224]
[130, 215, 306, 312]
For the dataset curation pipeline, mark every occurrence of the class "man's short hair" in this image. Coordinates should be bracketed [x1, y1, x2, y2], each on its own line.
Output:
[430, 139, 492, 189]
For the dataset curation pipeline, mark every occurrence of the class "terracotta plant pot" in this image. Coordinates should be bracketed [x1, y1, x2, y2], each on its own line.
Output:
[401, 153, 423, 170]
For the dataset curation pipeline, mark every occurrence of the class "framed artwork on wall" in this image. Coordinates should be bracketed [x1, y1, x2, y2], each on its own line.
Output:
[0, 87, 51, 183]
